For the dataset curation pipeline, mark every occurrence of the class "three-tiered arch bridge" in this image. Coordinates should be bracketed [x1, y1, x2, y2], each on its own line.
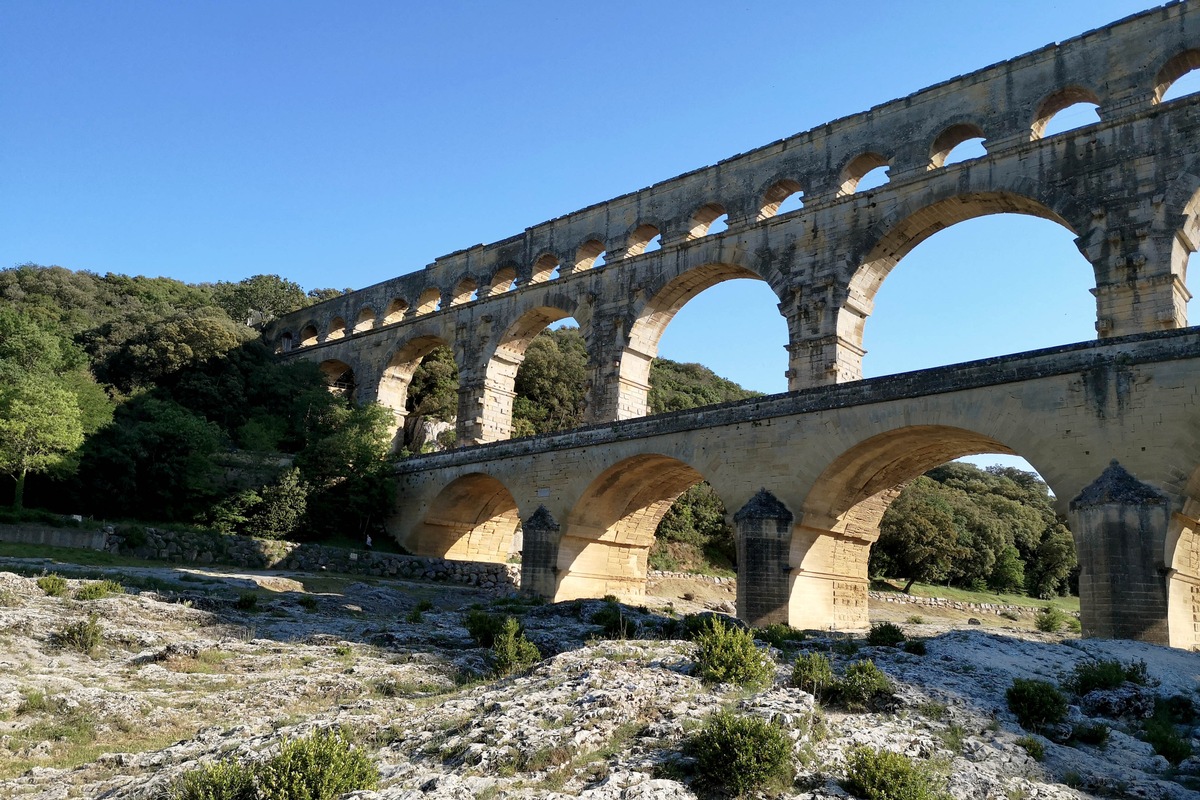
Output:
[266, 3, 1200, 648]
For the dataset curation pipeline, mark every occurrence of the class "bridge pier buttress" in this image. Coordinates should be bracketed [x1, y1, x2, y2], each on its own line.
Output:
[786, 526, 874, 632]
[1069, 461, 1172, 644]
[735, 490, 794, 626]
[520, 506, 561, 599]
[784, 281, 867, 391]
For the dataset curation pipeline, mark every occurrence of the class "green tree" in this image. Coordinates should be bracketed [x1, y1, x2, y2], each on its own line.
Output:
[0, 374, 85, 509]
[211, 274, 308, 323]
[512, 327, 588, 434]
[406, 346, 459, 423]
[99, 307, 255, 392]
[648, 357, 762, 414]
[871, 477, 964, 593]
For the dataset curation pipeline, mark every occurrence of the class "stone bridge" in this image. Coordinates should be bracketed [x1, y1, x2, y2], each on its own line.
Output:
[262, 3, 1200, 646]
[390, 330, 1200, 649]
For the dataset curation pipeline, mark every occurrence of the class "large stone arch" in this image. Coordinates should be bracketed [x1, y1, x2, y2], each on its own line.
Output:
[376, 331, 456, 446]
[615, 261, 782, 421]
[836, 189, 1087, 381]
[1166, 462, 1200, 650]
[1164, 170, 1200, 325]
[404, 472, 521, 563]
[318, 359, 356, 402]
[788, 424, 1064, 631]
[556, 454, 707, 601]
[478, 304, 579, 442]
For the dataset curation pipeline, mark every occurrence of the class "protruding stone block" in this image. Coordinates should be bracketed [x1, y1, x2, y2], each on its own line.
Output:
[520, 505, 561, 599]
[1070, 460, 1170, 643]
[735, 489, 794, 626]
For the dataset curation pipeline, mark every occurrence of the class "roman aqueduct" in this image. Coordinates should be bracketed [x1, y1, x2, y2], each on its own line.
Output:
[266, 3, 1200, 648]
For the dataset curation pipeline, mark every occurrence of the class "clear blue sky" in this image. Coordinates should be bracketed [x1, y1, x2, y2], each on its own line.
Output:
[3, 1, 1188, 473]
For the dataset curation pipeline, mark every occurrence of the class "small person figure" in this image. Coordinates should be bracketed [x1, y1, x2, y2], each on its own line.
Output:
[365, 533, 373, 550]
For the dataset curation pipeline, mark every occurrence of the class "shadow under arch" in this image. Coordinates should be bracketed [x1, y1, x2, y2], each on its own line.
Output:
[618, 262, 778, 420]
[839, 190, 1085, 379]
[318, 359, 356, 401]
[478, 304, 581, 442]
[788, 425, 1061, 631]
[406, 473, 521, 564]
[556, 454, 706, 602]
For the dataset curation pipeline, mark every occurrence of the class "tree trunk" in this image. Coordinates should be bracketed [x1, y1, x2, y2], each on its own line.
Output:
[903, 576, 917, 594]
[13, 467, 26, 511]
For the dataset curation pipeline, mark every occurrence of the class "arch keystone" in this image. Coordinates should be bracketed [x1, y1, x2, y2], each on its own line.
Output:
[735, 489, 795, 626]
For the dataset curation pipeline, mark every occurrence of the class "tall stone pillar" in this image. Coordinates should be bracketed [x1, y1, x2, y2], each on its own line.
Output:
[784, 280, 868, 390]
[520, 506, 561, 599]
[1069, 460, 1171, 643]
[735, 489, 794, 626]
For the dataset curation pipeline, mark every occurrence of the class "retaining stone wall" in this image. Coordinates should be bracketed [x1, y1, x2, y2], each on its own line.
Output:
[103, 527, 520, 592]
[0, 524, 107, 551]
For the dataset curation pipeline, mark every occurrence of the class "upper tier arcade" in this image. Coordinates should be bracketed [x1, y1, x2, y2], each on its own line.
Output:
[265, 1, 1200, 447]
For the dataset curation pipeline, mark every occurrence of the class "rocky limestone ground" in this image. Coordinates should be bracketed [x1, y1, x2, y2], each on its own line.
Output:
[1, 559, 1199, 799]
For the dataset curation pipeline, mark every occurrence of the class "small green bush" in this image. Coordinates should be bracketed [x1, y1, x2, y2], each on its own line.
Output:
[234, 593, 259, 612]
[902, 639, 927, 656]
[1070, 721, 1110, 747]
[687, 710, 793, 797]
[905, 614, 925, 625]
[1144, 697, 1195, 765]
[168, 759, 256, 800]
[1066, 658, 1148, 695]
[37, 574, 68, 597]
[56, 613, 103, 656]
[297, 596, 318, 612]
[839, 660, 893, 710]
[841, 744, 947, 800]
[415, 599, 435, 613]
[999, 610, 1020, 621]
[1015, 735, 1044, 761]
[756, 622, 806, 649]
[490, 617, 540, 676]
[1034, 606, 1066, 633]
[75, 580, 124, 600]
[1006, 678, 1067, 730]
[592, 601, 638, 639]
[256, 728, 378, 800]
[791, 652, 835, 699]
[465, 609, 506, 647]
[866, 622, 905, 647]
[694, 618, 775, 688]
[832, 636, 860, 656]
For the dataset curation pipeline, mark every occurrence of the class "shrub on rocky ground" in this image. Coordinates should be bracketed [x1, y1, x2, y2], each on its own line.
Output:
[1069, 721, 1110, 747]
[591, 600, 638, 639]
[902, 639, 927, 656]
[37, 574, 67, 597]
[791, 652, 835, 699]
[490, 617, 541, 676]
[167, 759, 256, 800]
[694, 618, 775, 688]
[866, 622, 905, 647]
[257, 728, 378, 800]
[74, 580, 123, 600]
[1065, 658, 1149, 695]
[1006, 678, 1067, 730]
[838, 659, 893, 711]
[1034, 606, 1066, 633]
[167, 728, 377, 800]
[55, 613, 102, 656]
[756, 622, 806, 649]
[465, 609, 506, 647]
[234, 593, 258, 611]
[841, 744, 948, 800]
[1144, 697, 1195, 765]
[687, 710, 793, 797]
[1015, 735, 1045, 761]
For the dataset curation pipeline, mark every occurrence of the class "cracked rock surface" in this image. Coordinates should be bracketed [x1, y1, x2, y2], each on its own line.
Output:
[2, 562, 1199, 799]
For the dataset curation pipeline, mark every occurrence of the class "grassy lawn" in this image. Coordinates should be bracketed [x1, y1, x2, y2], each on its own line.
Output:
[0, 541, 166, 569]
[871, 578, 1079, 613]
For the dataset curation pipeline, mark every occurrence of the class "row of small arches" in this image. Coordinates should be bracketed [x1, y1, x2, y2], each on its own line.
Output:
[280, 53, 1200, 352]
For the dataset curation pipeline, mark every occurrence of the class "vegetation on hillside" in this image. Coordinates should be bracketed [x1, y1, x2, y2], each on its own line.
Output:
[0, 264, 1078, 602]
